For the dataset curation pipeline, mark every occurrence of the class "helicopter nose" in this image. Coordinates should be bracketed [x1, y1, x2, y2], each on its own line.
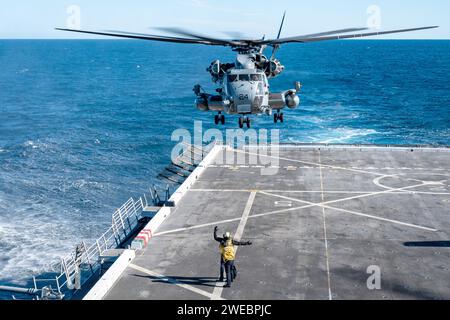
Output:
[233, 84, 257, 104]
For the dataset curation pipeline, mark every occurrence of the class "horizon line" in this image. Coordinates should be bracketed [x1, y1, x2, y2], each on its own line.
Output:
[1, 38, 449, 41]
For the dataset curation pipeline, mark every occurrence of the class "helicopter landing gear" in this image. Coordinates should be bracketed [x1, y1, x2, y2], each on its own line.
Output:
[239, 116, 251, 129]
[274, 112, 284, 123]
[214, 113, 225, 125]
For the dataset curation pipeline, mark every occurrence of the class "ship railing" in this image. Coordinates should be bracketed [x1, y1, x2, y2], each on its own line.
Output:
[27, 143, 218, 299]
[31, 196, 145, 298]
[175, 142, 210, 165]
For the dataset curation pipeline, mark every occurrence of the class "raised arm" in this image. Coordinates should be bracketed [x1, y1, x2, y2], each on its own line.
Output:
[233, 240, 253, 246]
[214, 226, 223, 242]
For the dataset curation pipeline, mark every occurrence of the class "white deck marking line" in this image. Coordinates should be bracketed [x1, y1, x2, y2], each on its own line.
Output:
[210, 165, 449, 171]
[191, 189, 253, 193]
[153, 217, 243, 237]
[128, 263, 225, 300]
[255, 182, 433, 219]
[274, 181, 436, 208]
[319, 150, 333, 301]
[235, 149, 387, 177]
[321, 205, 438, 232]
[373, 175, 396, 191]
[211, 191, 257, 301]
[154, 183, 439, 238]
[153, 207, 315, 238]
[234, 191, 257, 241]
[191, 189, 374, 194]
[260, 189, 438, 232]
[190, 189, 450, 195]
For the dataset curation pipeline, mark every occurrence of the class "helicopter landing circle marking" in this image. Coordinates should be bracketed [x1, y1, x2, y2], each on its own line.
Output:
[373, 173, 450, 195]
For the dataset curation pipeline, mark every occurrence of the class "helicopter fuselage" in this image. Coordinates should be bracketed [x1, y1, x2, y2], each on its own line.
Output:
[194, 51, 301, 128]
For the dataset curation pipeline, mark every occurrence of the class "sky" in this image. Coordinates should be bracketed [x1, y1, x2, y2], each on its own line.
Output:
[0, 0, 449, 39]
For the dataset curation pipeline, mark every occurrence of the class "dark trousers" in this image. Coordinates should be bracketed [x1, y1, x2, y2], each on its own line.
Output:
[224, 260, 235, 286]
[219, 258, 225, 280]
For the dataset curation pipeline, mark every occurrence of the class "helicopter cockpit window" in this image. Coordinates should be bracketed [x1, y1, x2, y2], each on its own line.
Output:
[228, 74, 238, 82]
[250, 74, 262, 81]
[239, 74, 250, 81]
[231, 74, 262, 82]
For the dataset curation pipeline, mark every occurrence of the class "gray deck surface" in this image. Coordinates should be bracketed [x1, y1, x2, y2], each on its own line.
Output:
[105, 146, 450, 300]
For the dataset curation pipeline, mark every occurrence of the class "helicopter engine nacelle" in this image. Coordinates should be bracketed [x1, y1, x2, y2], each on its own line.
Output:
[207, 60, 235, 83]
[285, 91, 300, 109]
[254, 53, 268, 69]
[265, 59, 285, 78]
[207, 60, 222, 83]
[208, 60, 221, 76]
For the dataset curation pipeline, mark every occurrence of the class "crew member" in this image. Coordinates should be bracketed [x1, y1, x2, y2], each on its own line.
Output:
[214, 226, 252, 288]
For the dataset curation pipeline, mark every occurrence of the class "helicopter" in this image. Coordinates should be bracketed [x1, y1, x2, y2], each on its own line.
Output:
[56, 14, 437, 128]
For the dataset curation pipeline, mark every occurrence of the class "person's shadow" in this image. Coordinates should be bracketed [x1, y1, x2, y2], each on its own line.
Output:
[404, 241, 450, 248]
[132, 274, 219, 288]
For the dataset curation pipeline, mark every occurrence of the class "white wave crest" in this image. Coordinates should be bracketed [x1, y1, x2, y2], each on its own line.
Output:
[287, 127, 379, 144]
[320, 128, 378, 144]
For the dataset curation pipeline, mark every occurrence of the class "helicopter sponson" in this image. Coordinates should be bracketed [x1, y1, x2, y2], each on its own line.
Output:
[194, 81, 301, 114]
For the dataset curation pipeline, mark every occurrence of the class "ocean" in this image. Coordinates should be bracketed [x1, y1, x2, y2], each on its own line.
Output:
[0, 40, 449, 292]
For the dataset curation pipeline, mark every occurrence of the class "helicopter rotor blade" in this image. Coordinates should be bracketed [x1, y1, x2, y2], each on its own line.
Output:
[267, 27, 369, 53]
[154, 27, 241, 46]
[295, 27, 369, 38]
[56, 25, 439, 49]
[276, 11, 287, 40]
[103, 29, 229, 44]
[221, 31, 246, 40]
[271, 11, 287, 59]
[55, 28, 228, 45]
[264, 26, 439, 44]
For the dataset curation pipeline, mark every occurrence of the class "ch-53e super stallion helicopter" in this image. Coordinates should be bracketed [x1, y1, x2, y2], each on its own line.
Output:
[57, 13, 437, 128]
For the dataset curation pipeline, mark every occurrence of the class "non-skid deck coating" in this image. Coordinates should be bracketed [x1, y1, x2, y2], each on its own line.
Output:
[105, 146, 450, 300]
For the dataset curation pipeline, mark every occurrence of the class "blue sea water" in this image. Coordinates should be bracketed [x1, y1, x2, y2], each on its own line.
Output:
[0, 40, 449, 290]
